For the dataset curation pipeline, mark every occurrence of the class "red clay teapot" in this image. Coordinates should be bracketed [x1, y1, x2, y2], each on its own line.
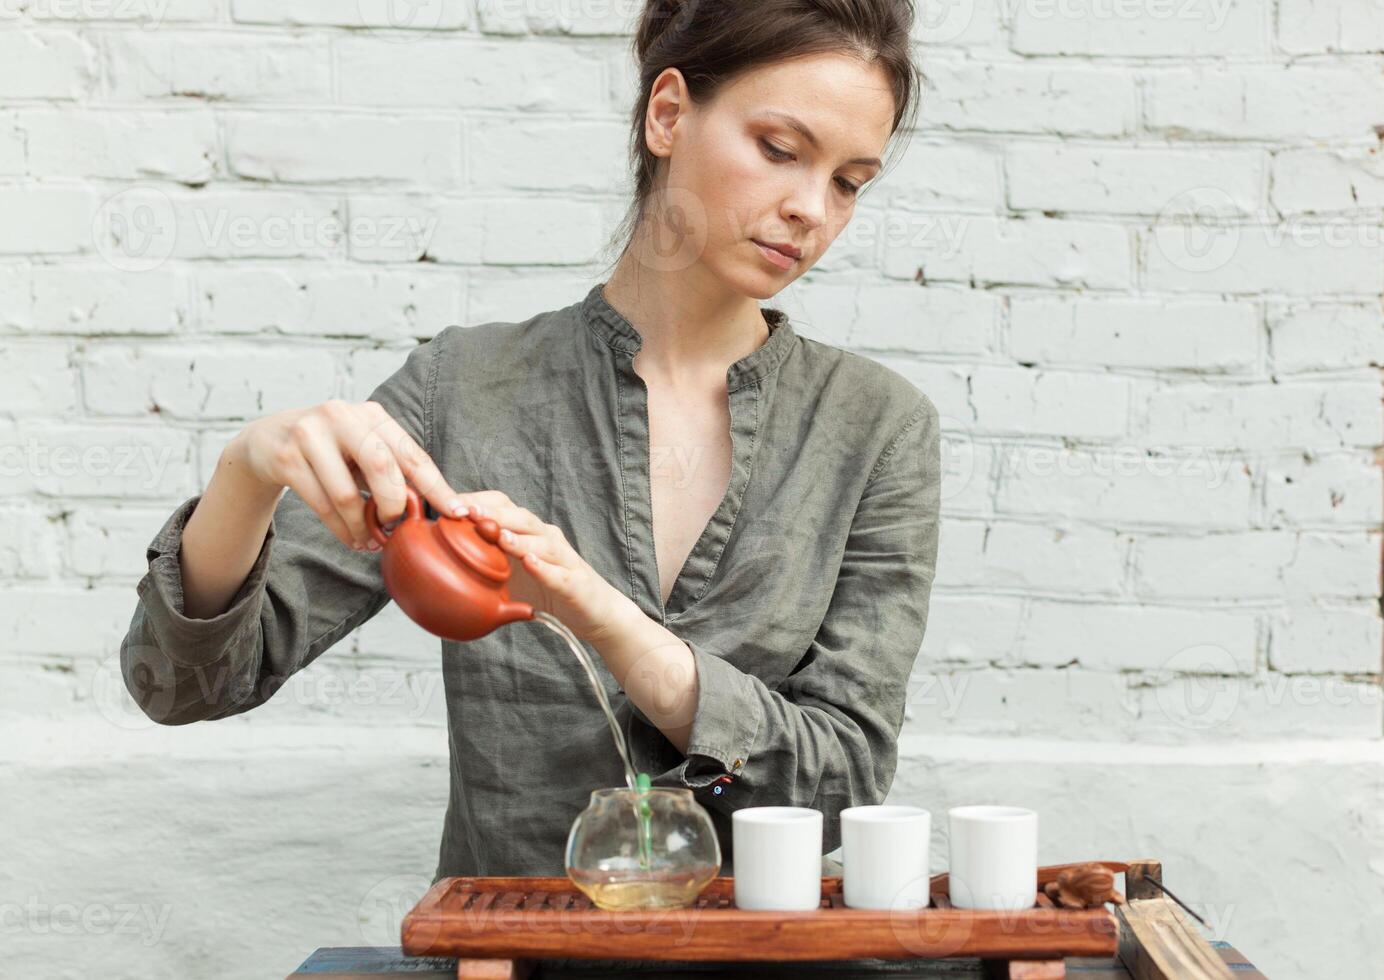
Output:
[364, 485, 535, 642]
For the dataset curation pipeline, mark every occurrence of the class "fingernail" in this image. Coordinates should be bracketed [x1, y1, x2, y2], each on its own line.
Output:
[449, 498, 466, 517]
[473, 504, 487, 518]
[500, 529, 513, 542]
[351, 541, 363, 551]
[367, 540, 381, 552]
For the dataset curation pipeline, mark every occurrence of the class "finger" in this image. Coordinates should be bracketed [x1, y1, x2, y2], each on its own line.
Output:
[475, 502, 547, 535]
[363, 408, 462, 518]
[347, 465, 388, 541]
[521, 550, 567, 591]
[496, 528, 560, 565]
[348, 462, 370, 494]
[457, 490, 517, 518]
[334, 409, 410, 524]
[299, 424, 373, 547]
[422, 488, 509, 521]
[285, 457, 357, 550]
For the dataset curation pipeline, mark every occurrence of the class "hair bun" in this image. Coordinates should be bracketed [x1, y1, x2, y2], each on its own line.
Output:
[637, 0, 695, 61]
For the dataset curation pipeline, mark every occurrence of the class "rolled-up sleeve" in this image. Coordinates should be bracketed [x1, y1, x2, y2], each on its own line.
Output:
[119, 328, 448, 725]
[640, 397, 942, 843]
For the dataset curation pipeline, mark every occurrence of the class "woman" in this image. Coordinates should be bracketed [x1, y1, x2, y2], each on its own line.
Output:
[120, 0, 940, 881]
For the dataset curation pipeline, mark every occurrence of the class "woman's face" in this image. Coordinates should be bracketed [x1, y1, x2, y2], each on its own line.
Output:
[646, 51, 896, 297]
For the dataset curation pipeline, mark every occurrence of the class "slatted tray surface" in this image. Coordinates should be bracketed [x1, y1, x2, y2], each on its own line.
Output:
[401, 870, 1120, 963]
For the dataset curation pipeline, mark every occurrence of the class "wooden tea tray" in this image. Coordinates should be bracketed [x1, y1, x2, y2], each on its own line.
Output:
[400, 861, 1194, 980]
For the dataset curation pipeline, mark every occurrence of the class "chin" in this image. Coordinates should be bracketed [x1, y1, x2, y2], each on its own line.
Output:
[709, 249, 797, 301]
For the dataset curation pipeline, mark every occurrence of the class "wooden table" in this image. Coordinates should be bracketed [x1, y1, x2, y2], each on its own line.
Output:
[285, 941, 1267, 978]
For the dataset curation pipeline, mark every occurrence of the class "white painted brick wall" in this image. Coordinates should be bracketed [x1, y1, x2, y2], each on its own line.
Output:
[2, 2, 1381, 978]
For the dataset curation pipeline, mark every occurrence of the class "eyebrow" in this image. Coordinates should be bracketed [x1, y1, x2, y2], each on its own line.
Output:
[761, 111, 882, 169]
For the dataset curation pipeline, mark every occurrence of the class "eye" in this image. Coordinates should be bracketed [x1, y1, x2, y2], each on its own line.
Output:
[759, 137, 793, 162]
[760, 138, 862, 198]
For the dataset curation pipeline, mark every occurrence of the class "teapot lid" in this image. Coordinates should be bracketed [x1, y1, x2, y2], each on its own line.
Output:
[435, 516, 512, 584]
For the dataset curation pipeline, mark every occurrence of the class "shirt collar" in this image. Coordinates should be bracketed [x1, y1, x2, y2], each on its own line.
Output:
[581, 281, 796, 389]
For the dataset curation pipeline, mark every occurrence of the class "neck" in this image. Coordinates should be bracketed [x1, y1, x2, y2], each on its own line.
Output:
[602, 232, 771, 388]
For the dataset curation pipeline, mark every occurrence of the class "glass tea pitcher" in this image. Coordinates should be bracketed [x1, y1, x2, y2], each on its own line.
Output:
[567, 785, 721, 911]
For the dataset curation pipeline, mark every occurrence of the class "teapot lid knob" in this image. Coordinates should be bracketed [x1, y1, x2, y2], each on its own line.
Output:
[435, 515, 512, 584]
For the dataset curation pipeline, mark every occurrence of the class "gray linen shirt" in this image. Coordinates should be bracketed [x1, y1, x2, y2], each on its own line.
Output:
[120, 282, 942, 882]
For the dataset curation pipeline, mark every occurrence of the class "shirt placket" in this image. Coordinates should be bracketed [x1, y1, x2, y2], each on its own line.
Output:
[614, 354, 761, 627]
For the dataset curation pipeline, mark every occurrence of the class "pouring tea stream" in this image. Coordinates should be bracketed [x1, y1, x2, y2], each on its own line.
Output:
[363, 487, 656, 870]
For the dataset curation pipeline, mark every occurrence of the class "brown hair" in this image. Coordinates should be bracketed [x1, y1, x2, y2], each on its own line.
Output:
[600, 0, 922, 271]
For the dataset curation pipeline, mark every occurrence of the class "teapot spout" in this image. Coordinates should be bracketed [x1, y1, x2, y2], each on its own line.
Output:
[500, 600, 536, 625]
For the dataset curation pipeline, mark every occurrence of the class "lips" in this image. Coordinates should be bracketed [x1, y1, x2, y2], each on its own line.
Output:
[753, 239, 803, 260]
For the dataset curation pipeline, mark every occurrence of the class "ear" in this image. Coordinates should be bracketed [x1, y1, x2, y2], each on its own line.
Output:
[645, 66, 689, 158]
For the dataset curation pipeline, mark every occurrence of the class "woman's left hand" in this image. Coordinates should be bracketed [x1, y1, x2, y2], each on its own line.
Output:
[456, 490, 629, 644]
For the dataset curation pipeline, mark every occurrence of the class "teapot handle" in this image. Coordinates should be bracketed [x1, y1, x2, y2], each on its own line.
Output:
[364, 485, 424, 548]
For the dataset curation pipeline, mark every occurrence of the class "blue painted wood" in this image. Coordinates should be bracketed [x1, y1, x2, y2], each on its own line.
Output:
[290, 945, 456, 975]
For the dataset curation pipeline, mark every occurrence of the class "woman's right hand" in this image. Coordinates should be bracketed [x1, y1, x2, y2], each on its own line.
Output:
[224, 399, 466, 553]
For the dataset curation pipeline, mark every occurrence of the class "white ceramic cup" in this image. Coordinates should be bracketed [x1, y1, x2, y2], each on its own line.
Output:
[840, 804, 931, 910]
[947, 805, 1038, 910]
[732, 806, 823, 910]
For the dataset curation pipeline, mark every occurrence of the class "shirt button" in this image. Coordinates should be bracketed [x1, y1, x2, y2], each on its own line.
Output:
[732, 758, 743, 769]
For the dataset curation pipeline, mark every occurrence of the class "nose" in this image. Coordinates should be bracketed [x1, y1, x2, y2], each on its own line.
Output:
[780, 177, 828, 234]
